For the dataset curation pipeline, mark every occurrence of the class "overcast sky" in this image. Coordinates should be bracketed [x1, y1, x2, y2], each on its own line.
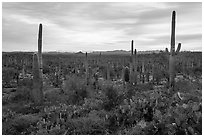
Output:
[2, 2, 202, 52]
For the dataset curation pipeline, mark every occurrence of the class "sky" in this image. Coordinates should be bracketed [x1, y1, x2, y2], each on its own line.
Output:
[2, 2, 202, 52]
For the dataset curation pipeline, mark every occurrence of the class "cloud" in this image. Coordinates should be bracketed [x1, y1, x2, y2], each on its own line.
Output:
[2, 2, 202, 52]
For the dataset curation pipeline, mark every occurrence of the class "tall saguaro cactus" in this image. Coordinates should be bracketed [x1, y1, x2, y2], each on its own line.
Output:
[130, 40, 134, 84]
[166, 11, 181, 91]
[32, 24, 43, 105]
[134, 49, 138, 84]
[142, 59, 145, 83]
[107, 61, 111, 81]
[38, 24, 43, 78]
[32, 53, 43, 105]
[85, 52, 89, 85]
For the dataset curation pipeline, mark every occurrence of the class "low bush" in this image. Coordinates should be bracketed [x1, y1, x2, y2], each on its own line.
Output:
[10, 86, 31, 103]
[101, 84, 123, 111]
[62, 75, 88, 105]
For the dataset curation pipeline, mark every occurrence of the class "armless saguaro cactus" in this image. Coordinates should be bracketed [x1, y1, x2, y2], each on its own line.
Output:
[142, 59, 145, 83]
[129, 40, 134, 84]
[107, 61, 111, 81]
[38, 24, 43, 80]
[134, 49, 138, 84]
[32, 24, 43, 105]
[32, 53, 43, 105]
[85, 52, 89, 85]
[166, 11, 181, 91]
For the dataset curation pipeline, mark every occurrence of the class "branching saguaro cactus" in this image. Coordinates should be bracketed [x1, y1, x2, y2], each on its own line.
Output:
[32, 24, 43, 105]
[166, 11, 181, 91]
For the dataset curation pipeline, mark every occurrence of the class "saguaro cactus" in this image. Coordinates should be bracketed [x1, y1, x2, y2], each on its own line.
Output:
[107, 61, 111, 80]
[85, 52, 89, 85]
[166, 11, 181, 90]
[142, 59, 145, 83]
[134, 49, 138, 84]
[32, 24, 43, 105]
[38, 24, 43, 79]
[130, 40, 134, 84]
[22, 63, 26, 78]
[32, 53, 43, 105]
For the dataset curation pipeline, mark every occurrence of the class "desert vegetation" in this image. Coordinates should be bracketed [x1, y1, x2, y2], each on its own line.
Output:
[2, 11, 202, 135]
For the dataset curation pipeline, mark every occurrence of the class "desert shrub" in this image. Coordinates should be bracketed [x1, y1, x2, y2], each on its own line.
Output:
[2, 110, 39, 135]
[62, 75, 88, 105]
[10, 86, 31, 103]
[34, 103, 107, 135]
[124, 67, 129, 82]
[44, 88, 67, 104]
[18, 78, 32, 89]
[2, 67, 18, 88]
[65, 113, 107, 135]
[118, 125, 144, 135]
[174, 80, 201, 94]
[136, 83, 154, 91]
[2, 93, 10, 105]
[192, 67, 202, 78]
[2, 109, 17, 123]
[101, 84, 122, 111]
[83, 98, 103, 111]
[11, 114, 40, 134]
[125, 84, 136, 99]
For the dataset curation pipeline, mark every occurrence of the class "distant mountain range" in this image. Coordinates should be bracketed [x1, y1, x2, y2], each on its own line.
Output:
[3, 50, 201, 55]
[90, 50, 163, 55]
[31, 50, 163, 55]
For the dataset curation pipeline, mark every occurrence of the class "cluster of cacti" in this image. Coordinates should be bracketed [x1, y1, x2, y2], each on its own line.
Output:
[27, 11, 182, 100]
[166, 11, 181, 91]
[31, 24, 43, 105]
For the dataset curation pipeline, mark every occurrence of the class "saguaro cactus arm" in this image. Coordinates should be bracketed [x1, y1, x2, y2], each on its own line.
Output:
[165, 48, 169, 53]
[131, 40, 134, 57]
[175, 43, 181, 54]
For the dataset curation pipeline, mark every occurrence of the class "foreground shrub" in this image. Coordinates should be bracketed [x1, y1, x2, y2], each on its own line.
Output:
[101, 84, 123, 111]
[62, 75, 88, 105]
[65, 113, 107, 134]
[10, 86, 31, 103]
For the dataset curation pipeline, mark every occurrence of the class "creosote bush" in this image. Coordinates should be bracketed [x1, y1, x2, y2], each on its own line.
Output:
[10, 86, 31, 103]
[101, 84, 123, 111]
[62, 75, 88, 105]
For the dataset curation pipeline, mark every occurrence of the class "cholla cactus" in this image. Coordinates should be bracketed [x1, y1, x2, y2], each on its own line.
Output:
[166, 11, 181, 91]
